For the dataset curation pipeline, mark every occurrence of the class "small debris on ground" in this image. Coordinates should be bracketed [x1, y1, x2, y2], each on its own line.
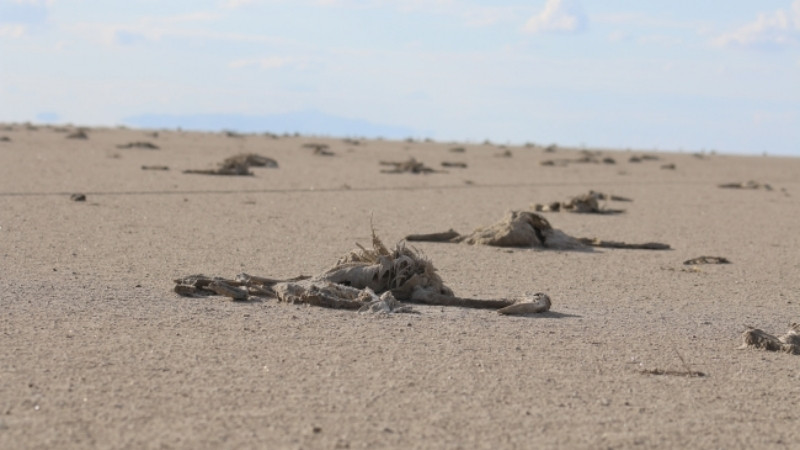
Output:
[302, 143, 335, 156]
[184, 153, 278, 176]
[380, 158, 441, 174]
[683, 256, 730, 265]
[639, 368, 706, 378]
[719, 181, 773, 190]
[441, 161, 467, 168]
[117, 141, 159, 150]
[533, 191, 628, 214]
[70, 193, 86, 202]
[66, 130, 89, 139]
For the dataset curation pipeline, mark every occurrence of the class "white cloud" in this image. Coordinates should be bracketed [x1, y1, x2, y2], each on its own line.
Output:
[229, 56, 303, 70]
[221, 0, 257, 8]
[714, 0, 800, 48]
[637, 34, 683, 47]
[607, 30, 628, 43]
[64, 12, 291, 48]
[523, 0, 586, 34]
[10, 0, 55, 5]
[0, 24, 26, 38]
[313, 0, 522, 28]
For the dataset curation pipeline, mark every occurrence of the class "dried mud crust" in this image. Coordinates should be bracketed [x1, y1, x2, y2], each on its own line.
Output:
[183, 153, 278, 176]
[406, 210, 670, 251]
[740, 324, 800, 354]
[173, 232, 551, 316]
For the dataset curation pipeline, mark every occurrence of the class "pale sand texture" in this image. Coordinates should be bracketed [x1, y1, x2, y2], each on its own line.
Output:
[1, 125, 799, 449]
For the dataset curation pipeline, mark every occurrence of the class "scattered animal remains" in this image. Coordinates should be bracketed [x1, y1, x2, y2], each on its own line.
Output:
[405, 210, 670, 250]
[539, 153, 616, 166]
[173, 231, 551, 316]
[639, 368, 705, 378]
[683, 256, 730, 265]
[117, 141, 159, 150]
[575, 238, 670, 250]
[718, 181, 773, 191]
[66, 130, 88, 139]
[628, 155, 659, 163]
[533, 191, 629, 214]
[740, 324, 800, 354]
[302, 143, 335, 156]
[380, 158, 440, 174]
[184, 153, 278, 176]
[441, 161, 467, 168]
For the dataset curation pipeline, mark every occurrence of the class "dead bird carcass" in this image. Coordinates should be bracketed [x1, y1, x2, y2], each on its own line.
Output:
[174, 231, 550, 316]
[406, 210, 670, 250]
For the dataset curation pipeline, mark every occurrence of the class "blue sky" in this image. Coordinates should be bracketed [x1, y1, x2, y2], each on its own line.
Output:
[1, 0, 799, 155]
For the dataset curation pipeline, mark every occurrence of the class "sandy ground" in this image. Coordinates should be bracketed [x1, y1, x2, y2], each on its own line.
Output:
[1, 124, 799, 449]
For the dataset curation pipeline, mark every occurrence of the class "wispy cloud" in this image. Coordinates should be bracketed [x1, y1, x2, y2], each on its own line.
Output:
[713, 0, 800, 48]
[523, 0, 587, 34]
[228, 56, 309, 70]
[312, 0, 525, 28]
[66, 11, 290, 47]
[0, 23, 26, 38]
[220, 0, 257, 9]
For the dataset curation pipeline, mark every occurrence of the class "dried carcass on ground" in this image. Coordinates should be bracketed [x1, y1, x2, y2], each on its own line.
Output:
[117, 141, 159, 150]
[533, 191, 629, 214]
[719, 180, 773, 190]
[740, 324, 800, 354]
[683, 256, 730, 265]
[302, 142, 335, 156]
[406, 210, 670, 250]
[174, 231, 550, 316]
[380, 158, 441, 174]
[183, 153, 278, 176]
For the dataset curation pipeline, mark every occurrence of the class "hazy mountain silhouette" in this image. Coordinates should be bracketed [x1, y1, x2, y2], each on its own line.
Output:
[123, 110, 422, 139]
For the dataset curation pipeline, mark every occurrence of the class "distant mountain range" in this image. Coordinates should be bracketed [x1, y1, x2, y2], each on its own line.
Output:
[122, 110, 423, 139]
